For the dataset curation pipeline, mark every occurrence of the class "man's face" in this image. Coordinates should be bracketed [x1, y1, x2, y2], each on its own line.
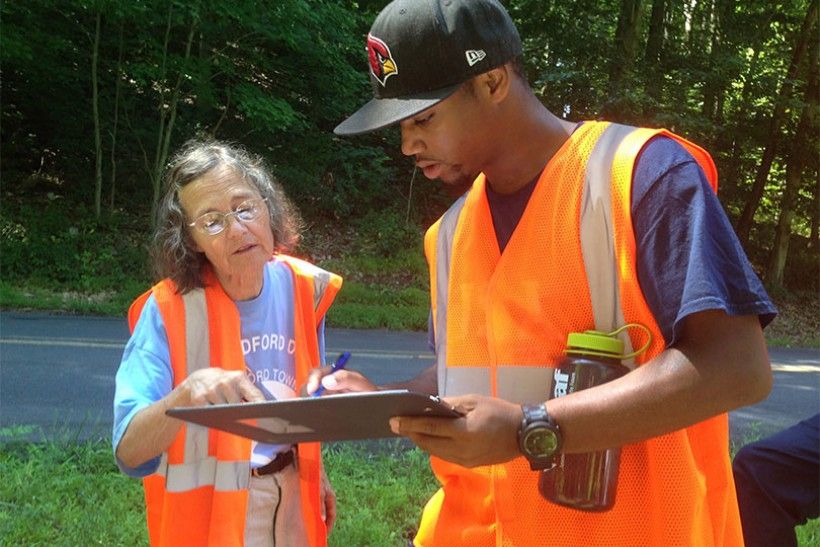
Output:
[398, 82, 489, 188]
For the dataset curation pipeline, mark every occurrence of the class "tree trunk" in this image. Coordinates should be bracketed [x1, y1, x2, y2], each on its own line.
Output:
[212, 88, 231, 137]
[604, 0, 644, 117]
[813, 168, 820, 252]
[717, 44, 762, 192]
[150, 22, 196, 220]
[644, 0, 666, 106]
[766, 32, 819, 288]
[109, 21, 123, 211]
[148, 6, 174, 225]
[685, 0, 713, 55]
[147, 8, 196, 225]
[701, 0, 733, 125]
[91, 11, 103, 219]
[735, 0, 818, 244]
[812, 169, 820, 280]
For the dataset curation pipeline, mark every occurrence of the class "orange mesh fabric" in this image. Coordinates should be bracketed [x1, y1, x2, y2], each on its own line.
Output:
[610, 128, 742, 546]
[417, 122, 742, 546]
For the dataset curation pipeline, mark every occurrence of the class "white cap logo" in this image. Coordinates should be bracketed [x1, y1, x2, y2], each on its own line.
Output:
[465, 49, 487, 67]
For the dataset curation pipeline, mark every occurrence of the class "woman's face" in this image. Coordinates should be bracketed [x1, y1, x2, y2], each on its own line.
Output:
[178, 168, 274, 284]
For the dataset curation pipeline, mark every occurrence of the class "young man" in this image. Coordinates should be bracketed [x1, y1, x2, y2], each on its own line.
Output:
[322, 0, 777, 544]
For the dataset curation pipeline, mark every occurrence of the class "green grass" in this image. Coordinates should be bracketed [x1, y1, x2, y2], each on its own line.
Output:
[1, 427, 817, 546]
[326, 282, 429, 331]
[0, 431, 148, 546]
[0, 280, 145, 317]
[798, 521, 820, 547]
[314, 248, 431, 331]
[324, 440, 438, 545]
[0, 430, 436, 547]
[3, 264, 818, 346]
[2, 211, 819, 345]
[0, 249, 432, 331]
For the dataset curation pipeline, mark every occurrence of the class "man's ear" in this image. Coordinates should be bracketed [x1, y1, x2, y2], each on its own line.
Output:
[478, 65, 511, 103]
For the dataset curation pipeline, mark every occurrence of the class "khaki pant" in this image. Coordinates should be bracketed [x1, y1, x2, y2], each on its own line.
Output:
[244, 463, 308, 547]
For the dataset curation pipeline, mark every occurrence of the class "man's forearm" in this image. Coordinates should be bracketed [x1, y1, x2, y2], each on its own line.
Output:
[381, 363, 438, 395]
[547, 311, 772, 453]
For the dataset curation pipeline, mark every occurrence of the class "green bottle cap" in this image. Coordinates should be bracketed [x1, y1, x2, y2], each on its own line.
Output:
[566, 330, 623, 358]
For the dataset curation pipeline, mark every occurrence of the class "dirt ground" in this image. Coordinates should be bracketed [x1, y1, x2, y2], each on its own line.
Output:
[765, 290, 820, 348]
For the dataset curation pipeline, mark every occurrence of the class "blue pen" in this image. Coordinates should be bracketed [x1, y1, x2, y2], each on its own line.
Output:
[312, 351, 351, 397]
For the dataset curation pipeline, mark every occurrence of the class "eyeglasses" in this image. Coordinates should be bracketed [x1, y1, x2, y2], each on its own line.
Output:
[187, 198, 268, 236]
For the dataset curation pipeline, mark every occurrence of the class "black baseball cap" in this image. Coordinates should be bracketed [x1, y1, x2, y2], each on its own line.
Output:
[334, 0, 522, 136]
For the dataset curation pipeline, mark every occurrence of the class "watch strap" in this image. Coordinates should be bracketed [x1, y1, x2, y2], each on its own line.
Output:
[522, 403, 550, 424]
[519, 403, 561, 471]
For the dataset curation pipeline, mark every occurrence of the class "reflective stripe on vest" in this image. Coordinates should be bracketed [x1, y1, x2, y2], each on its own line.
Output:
[312, 271, 332, 310]
[156, 453, 250, 493]
[580, 123, 639, 365]
[439, 365, 553, 403]
[434, 194, 467, 395]
[151, 289, 251, 492]
[433, 124, 643, 400]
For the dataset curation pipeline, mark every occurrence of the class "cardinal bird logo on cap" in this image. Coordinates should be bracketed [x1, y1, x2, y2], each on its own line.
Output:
[367, 34, 397, 86]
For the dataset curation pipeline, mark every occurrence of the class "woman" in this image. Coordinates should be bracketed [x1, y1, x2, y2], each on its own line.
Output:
[113, 139, 341, 547]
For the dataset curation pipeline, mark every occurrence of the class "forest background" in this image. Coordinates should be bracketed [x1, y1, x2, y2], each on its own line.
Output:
[1, 0, 818, 346]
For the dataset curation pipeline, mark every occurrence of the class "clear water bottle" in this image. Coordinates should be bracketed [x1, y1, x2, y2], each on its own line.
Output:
[539, 326, 649, 511]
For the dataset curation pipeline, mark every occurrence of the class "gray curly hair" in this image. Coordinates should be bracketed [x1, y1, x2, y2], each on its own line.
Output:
[151, 139, 303, 293]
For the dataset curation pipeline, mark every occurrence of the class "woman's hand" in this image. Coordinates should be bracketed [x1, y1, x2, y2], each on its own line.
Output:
[183, 367, 265, 405]
[116, 367, 264, 468]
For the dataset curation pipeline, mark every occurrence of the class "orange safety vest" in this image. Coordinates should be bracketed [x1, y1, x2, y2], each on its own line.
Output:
[418, 122, 742, 546]
[127, 255, 341, 547]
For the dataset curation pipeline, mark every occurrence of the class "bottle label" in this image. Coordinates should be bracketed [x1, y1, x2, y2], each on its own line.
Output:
[553, 367, 573, 398]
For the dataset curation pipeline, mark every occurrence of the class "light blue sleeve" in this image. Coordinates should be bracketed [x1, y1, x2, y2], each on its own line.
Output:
[112, 295, 173, 478]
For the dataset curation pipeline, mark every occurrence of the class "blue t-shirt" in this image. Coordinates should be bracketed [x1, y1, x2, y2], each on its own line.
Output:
[431, 135, 776, 350]
[113, 259, 327, 477]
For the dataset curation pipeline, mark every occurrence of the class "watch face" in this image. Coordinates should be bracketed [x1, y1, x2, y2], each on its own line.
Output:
[523, 427, 559, 457]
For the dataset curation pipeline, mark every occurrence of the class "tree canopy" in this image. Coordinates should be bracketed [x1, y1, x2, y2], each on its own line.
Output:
[2, 0, 817, 291]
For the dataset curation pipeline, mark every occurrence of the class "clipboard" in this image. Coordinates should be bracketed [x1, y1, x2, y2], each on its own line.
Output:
[165, 390, 462, 444]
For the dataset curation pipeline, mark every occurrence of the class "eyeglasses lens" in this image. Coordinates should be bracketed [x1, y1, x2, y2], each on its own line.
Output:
[236, 202, 259, 221]
[193, 199, 264, 236]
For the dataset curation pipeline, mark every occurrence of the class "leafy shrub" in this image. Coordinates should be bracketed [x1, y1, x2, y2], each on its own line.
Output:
[350, 209, 421, 257]
[1, 196, 151, 292]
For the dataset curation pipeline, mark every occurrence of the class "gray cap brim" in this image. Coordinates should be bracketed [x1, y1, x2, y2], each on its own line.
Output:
[334, 83, 461, 136]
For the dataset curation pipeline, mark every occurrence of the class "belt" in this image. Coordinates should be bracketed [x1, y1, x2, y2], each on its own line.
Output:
[251, 449, 295, 477]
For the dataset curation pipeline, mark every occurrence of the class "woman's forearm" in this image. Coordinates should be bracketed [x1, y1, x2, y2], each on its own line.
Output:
[116, 384, 191, 468]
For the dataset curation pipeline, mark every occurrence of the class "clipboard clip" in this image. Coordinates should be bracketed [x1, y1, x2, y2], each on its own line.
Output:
[430, 395, 463, 417]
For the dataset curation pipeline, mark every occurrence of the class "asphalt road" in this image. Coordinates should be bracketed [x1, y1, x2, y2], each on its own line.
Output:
[1, 311, 818, 446]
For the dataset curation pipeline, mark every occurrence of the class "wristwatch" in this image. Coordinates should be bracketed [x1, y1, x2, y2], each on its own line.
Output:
[518, 403, 562, 471]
